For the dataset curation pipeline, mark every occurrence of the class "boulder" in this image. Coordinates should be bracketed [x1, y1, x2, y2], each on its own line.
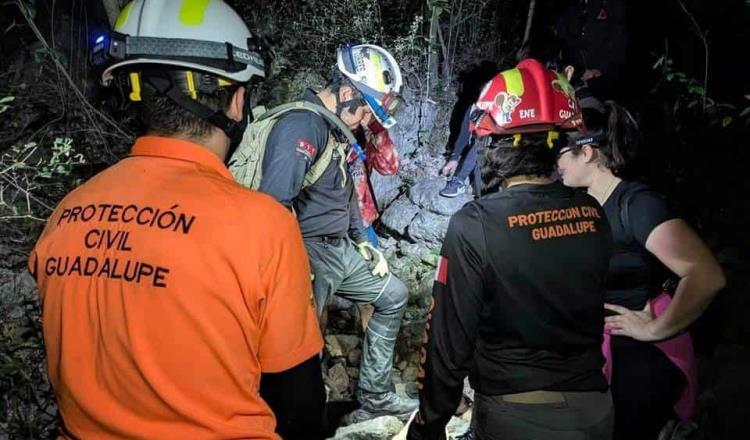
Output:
[332, 416, 404, 440]
[407, 211, 450, 244]
[326, 363, 350, 400]
[380, 196, 420, 236]
[370, 172, 403, 210]
[325, 335, 345, 358]
[408, 176, 472, 216]
[336, 334, 361, 355]
[347, 348, 362, 367]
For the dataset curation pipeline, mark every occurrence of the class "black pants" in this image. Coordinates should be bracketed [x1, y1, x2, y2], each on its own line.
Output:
[611, 336, 685, 440]
[472, 390, 614, 440]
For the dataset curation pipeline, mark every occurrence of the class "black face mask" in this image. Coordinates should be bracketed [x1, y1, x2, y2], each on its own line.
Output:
[225, 86, 253, 163]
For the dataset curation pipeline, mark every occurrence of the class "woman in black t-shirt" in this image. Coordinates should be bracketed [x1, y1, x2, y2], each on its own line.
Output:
[555, 100, 725, 440]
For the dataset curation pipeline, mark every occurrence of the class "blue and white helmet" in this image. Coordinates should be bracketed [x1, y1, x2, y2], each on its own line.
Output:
[336, 44, 404, 128]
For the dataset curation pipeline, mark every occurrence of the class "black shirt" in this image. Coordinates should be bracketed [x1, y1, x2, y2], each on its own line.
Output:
[415, 182, 612, 435]
[258, 90, 366, 242]
[603, 180, 675, 310]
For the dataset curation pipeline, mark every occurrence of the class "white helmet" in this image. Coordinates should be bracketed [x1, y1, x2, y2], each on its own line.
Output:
[99, 0, 265, 85]
[336, 44, 404, 128]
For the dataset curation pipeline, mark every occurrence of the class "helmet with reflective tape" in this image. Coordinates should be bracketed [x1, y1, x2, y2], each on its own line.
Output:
[101, 0, 265, 85]
[469, 58, 582, 138]
[336, 43, 404, 128]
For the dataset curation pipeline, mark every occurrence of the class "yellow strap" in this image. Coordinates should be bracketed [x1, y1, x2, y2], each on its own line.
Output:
[128, 72, 141, 101]
[546, 131, 559, 148]
[513, 133, 522, 147]
[185, 71, 197, 100]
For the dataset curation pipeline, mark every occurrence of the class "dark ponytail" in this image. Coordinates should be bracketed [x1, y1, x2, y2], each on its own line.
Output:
[575, 100, 641, 177]
[602, 101, 641, 176]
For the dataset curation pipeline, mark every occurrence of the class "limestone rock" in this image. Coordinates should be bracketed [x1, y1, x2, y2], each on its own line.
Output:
[347, 348, 362, 367]
[381, 196, 420, 236]
[407, 211, 449, 244]
[326, 363, 350, 400]
[325, 335, 344, 358]
[408, 176, 472, 216]
[370, 172, 403, 210]
[401, 365, 419, 382]
[336, 334, 361, 355]
[332, 415, 404, 439]
[447, 416, 471, 437]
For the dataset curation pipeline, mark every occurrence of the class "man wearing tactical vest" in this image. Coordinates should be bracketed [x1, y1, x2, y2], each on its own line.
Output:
[29, 1, 326, 439]
[230, 44, 418, 424]
[399, 59, 615, 440]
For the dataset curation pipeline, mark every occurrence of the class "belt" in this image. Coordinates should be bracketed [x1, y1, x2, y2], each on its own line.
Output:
[501, 390, 566, 404]
[305, 235, 346, 244]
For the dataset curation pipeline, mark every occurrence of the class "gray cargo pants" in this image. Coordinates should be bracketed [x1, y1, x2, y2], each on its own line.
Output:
[305, 237, 408, 394]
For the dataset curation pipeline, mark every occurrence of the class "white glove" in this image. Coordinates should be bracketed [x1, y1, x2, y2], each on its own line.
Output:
[357, 241, 389, 277]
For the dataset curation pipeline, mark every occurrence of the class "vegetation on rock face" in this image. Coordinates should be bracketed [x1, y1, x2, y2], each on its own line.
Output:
[1, 0, 748, 437]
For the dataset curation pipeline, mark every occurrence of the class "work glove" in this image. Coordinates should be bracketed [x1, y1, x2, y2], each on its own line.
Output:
[357, 241, 389, 277]
[392, 410, 450, 440]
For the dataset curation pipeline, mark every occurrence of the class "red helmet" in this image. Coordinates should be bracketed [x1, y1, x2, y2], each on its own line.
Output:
[469, 59, 582, 138]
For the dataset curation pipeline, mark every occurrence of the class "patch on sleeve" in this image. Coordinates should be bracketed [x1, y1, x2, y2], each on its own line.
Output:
[295, 139, 317, 161]
[435, 256, 448, 284]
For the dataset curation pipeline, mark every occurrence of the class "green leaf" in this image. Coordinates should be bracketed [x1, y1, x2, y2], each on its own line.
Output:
[0, 96, 15, 104]
[721, 116, 733, 127]
[739, 107, 750, 118]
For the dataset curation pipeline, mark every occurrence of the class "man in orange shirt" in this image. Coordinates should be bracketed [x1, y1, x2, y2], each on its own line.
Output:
[28, 1, 324, 438]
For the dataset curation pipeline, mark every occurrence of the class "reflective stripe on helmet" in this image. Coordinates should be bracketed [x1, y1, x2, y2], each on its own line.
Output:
[501, 68, 525, 97]
[179, 0, 211, 25]
[115, 1, 135, 31]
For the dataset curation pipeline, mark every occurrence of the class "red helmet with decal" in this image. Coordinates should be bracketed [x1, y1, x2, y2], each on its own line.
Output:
[469, 58, 582, 138]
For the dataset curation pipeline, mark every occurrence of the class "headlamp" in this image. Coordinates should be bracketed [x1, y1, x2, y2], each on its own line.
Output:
[363, 94, 398, 128]
[380, 92, 404, 116]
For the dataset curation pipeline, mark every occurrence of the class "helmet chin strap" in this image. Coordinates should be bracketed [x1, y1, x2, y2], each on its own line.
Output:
[334, 84, 363, 118]
[142, 72, 249, 151]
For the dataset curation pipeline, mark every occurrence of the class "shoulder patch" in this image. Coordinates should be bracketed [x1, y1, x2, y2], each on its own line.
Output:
[296, 139, 317, 161]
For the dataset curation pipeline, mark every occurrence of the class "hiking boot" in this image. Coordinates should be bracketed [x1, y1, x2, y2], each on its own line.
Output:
[440, 179, 466, 198]
[342, 391, 419, 425]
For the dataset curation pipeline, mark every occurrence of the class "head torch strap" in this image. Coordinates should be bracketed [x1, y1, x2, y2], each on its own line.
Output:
[115, 34, 264, 72]
[574, 130, 608, 147]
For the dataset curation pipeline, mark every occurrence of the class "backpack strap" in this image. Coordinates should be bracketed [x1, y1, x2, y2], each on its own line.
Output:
[258, 101, 358, 189]
[258, 101, 359, 147]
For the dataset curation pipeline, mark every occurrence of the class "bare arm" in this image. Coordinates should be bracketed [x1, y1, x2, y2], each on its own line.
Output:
[644, 218, 725, 339]
[606, 218, 725, 341]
